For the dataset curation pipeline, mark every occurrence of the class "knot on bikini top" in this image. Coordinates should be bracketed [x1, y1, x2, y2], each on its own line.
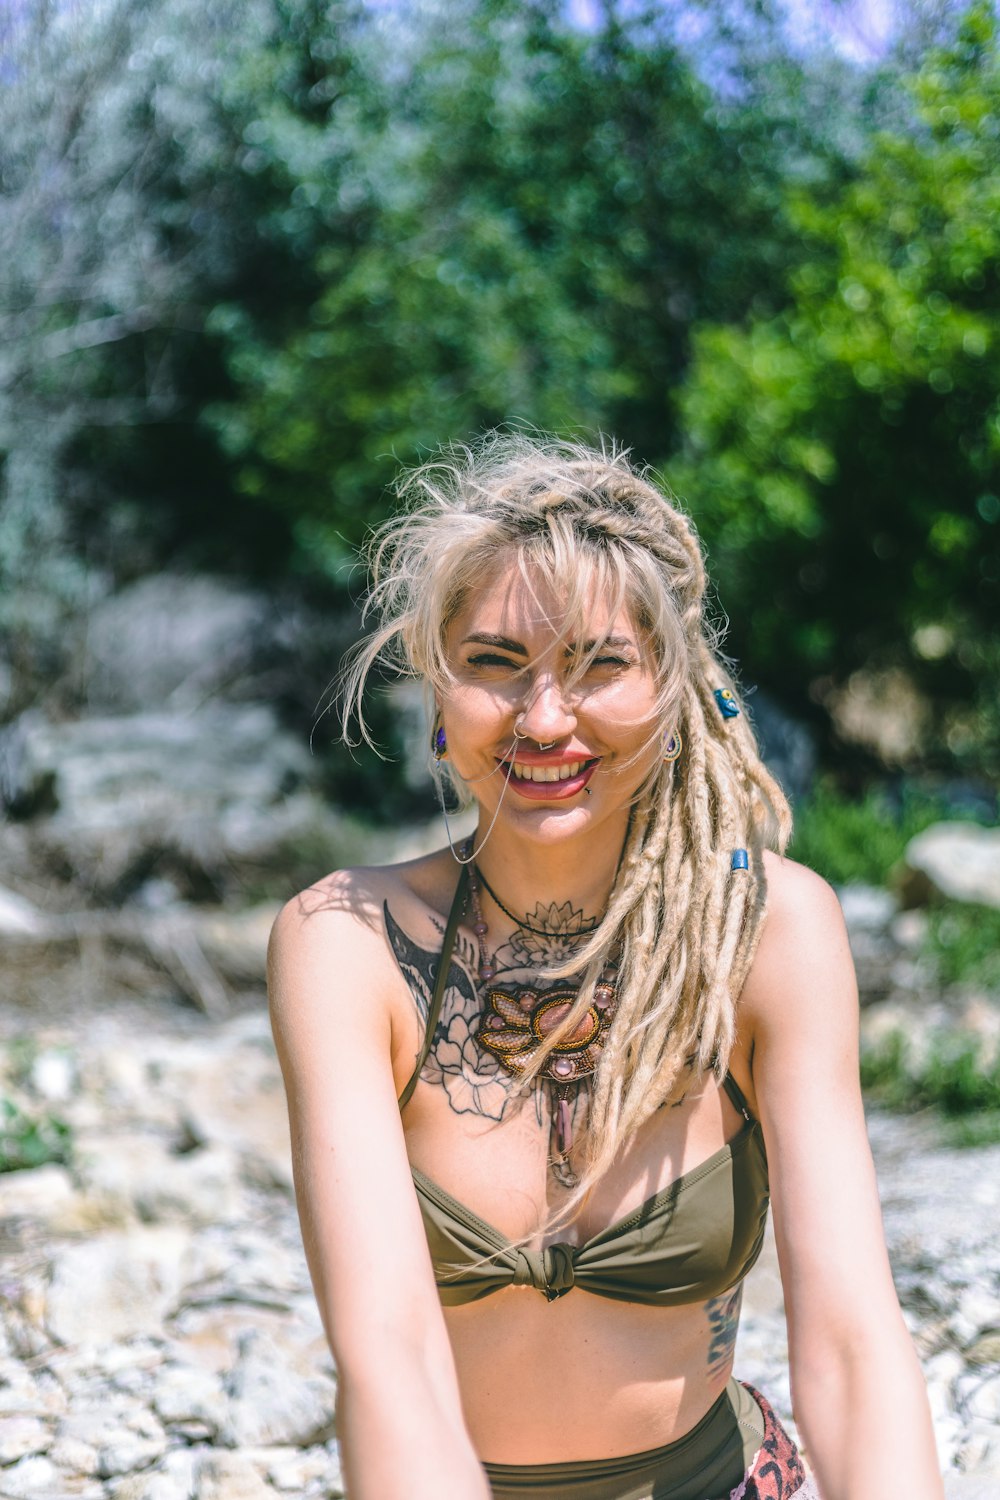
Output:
[512, 1243, 576, 1300]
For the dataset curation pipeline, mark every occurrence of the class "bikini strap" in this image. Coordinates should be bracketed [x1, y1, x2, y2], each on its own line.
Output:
[722, 1070, 755, 1124]
[397, 865, 470, 1110]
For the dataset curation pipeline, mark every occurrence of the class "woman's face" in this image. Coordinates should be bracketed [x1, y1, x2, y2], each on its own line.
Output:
[440, 558, 663, 850]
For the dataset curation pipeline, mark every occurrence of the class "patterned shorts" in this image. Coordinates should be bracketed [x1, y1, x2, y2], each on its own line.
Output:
[483, 1381, 819, 1500]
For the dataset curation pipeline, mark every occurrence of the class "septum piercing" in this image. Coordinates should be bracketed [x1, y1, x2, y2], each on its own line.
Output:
[513, 718, 556, 752]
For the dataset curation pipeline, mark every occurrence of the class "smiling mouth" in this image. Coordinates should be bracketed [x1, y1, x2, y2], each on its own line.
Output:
[496, 756, 600, 797]
[506, 758, 598, 783]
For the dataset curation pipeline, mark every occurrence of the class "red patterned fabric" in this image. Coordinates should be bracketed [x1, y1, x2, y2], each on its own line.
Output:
[730, 1384, 817, 1500]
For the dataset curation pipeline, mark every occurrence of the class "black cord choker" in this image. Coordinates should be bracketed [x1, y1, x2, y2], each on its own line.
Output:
[473, 862, 602, 938]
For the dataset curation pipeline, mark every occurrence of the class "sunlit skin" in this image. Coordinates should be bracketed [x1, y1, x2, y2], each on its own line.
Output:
[439, 564, 664, 915]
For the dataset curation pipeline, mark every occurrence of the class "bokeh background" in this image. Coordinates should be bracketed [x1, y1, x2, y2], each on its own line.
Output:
[1, 2, 999, 1495]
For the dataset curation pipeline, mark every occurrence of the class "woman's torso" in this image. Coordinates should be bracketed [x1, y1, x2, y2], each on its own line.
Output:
[382, 850, 768, 1465]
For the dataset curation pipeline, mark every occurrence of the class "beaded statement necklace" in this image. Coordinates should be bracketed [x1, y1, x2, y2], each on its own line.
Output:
[465, 841, 618, 1187]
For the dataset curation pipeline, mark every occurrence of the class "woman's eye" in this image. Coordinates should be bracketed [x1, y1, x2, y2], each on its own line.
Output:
[587, 656, 630, 671]
[465, 652, 632, 673]
[467, 653, 521, 669]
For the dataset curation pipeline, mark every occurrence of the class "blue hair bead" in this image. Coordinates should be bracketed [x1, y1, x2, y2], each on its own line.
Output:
[731, 848, 749, 871]
[714, 688, 740, 719]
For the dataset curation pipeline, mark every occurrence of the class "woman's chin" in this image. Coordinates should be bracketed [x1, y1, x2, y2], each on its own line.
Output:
[476, 795, 625, 848]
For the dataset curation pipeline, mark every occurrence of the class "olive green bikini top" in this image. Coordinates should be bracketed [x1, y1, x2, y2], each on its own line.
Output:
[397, 869, 769, 1306]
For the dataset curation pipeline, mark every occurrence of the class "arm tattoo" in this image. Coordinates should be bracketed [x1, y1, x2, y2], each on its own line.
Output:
[706, 1284, 743, 1379]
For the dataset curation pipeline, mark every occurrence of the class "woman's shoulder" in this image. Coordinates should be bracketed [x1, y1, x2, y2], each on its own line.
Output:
[740, 849, 855, 1034]
[267, 846, 460, 977]
[759, 847, 844, 928]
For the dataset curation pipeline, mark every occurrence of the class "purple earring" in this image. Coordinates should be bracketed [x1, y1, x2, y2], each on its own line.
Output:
[663, 730, 683, 763]
[431, 716, 448, 761]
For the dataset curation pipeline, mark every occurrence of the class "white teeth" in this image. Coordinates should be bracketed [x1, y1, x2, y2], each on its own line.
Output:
[511, 760, 585, 783]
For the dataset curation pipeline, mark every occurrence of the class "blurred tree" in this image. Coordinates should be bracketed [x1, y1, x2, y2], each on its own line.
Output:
[0, 0, 381, 708]
[0, 0, 287, 701]
[675, 3, 1000, 773]
[207, 0, 851, 571]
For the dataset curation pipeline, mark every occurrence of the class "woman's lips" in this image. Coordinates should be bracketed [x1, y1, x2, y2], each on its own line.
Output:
[497, 756, 600, 800]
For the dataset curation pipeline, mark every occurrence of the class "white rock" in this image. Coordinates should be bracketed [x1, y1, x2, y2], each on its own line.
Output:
[932, 1411, 964, 1469]
[151, 1363, 227, 1432]
[261, 1446, 338, 1492]
[56, 1407, 162, 1451]
[324, 1441, 344, 1497]
[0, 1454, 59, 1497]
[43, 1481, 106, 1500]
[45, 1228, 190, 1345]
[923, 1348, 966, 1390]
[97, 1433, 169, 1478]
[0, 1368, 65, 1418]
[97, 1049, 174, 1122]
[109, 1446, 200, 1500]
[29, 1049, 76, 1103]
[47, 1433, 99, 1476]
[926, 1375, 956, 1425]
[176, 1043, 292, 1193]
[0, 885, 47, 937]
[72, 1135, 247, 1226]
[111, 1471, 192, 1500]
[958, 1417, 1000, 1471]
[0, 1165, 75, 1224]
[889, 907, 928, 951]
[903, 822, 1000, 910]
[193, 1451, 276, 1500]
[953, 1285, 1000, 1348]
[945, 1472, 1000, 1498]
[219, 1333, 334, 1448]
[95, 1338, 164, 1378]
[966, 1373, 1000, 1423]
[838, 883, 898, 932]
[0, 1416, 51, 1464]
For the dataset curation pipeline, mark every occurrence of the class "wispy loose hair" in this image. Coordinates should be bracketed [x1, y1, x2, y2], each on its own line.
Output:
[340, 431, 791, 1213]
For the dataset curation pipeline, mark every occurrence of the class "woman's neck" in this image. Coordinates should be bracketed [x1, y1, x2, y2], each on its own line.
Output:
[470, 815, 628, 930]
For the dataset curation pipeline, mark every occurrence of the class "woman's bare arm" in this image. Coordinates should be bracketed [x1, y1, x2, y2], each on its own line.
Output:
[267, 874, 490, 1500]
[743, 856, 944, 1500]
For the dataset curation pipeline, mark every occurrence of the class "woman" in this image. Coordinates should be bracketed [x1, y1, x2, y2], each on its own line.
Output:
[268, 435, 943, 1500]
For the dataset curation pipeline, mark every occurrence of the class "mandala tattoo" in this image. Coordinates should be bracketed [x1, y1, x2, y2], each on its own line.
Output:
[384, 902, 594, 1158]
[505, 901, 599, 965]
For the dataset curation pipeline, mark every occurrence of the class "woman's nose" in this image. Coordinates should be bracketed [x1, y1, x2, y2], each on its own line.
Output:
[515, 675, 577, 742]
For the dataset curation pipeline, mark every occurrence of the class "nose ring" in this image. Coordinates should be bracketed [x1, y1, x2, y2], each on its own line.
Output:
[513, 715, 555, 751]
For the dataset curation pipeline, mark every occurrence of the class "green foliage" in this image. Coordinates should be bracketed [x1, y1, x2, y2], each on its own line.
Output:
[4, 0, 1000, 789]
[0, 1097, 72, 1174]
[861, 1027, 1000, 1118]
[942, 1111, 1000, 1148]
[676, 3, 1000, 772]
[787, 779, 950, 885]
[925, 901, 1000, 991]
[206, 0, 845, 558]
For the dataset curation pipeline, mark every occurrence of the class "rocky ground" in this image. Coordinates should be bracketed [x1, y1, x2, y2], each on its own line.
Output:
[0, 988, 998, 1500]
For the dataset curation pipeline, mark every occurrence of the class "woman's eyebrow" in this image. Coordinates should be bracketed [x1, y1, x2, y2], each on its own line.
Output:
[570, 636, 634, 652]
[461, 632, 635, 655]
[461, 632, 528, 654]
